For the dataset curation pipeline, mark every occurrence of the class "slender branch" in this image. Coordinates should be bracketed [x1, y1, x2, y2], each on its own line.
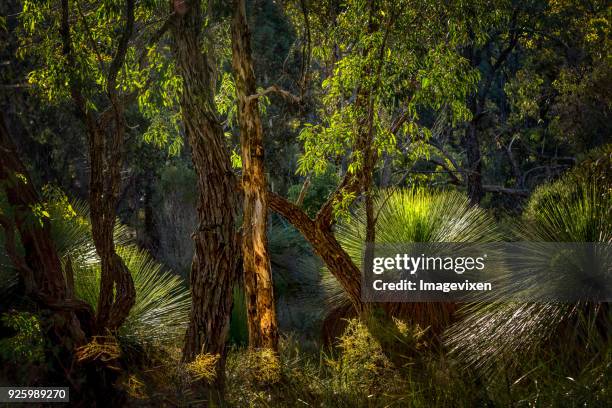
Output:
[246, 84, 301, 104]
[107, 0, 135, 104]
[299, 0, 312, 96]
[295, 174, 311, 206]
[135, 15, 173, 68]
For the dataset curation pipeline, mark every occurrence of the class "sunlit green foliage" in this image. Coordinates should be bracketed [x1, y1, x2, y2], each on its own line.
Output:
[296, 0, 480, 216]
[18, 0, 183, 154]
[0, 312, 44, 365]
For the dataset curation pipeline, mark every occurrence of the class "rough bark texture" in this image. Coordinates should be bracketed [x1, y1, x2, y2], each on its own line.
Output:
[268, 192, 363, 311]
[0, 114, 92, 378]
[60, 0, 136, 332]
[231, 0, 279, 351]
[170, 0, 239, 363]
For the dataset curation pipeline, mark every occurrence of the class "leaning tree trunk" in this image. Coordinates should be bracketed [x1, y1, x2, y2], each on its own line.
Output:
[171, 0, 240, 368]
[0, 114, 93, 381]
[231, 0, 279, 351]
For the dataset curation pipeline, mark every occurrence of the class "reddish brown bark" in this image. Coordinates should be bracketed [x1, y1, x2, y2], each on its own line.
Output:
[0, 114, 92, 376]
[264, 3, 388, 313]
[231, 0, 279, 351]
[170, 0, 240, 364]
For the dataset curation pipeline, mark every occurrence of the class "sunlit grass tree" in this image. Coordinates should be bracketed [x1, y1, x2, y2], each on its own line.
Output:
[1, 187, 190, 357]
[445, 152, 611, 378]
[323, 187, 500, 340]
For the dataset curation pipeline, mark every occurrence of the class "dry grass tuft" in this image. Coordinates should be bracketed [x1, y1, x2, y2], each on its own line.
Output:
[184, 353, 220, 383]
[75, 335, 121, 368]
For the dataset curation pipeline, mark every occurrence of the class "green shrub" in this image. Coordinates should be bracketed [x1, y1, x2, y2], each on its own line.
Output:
[0, 312, 44, 365]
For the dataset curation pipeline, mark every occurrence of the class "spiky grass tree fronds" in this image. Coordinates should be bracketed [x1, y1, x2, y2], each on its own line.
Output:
[446, 181, 611, 373]
[75, 245, 190, 348]
[323, 188, 500, 337]
[43, 186, 133, 264]
[41, 187, 190, 351]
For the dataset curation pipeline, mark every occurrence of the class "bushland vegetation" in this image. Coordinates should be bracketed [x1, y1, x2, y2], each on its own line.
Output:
[0, 0, 610, 406]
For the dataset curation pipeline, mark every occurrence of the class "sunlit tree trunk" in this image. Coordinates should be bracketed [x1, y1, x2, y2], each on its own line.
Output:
[231, 0, 279, 351]
[170, 0, 240, 371]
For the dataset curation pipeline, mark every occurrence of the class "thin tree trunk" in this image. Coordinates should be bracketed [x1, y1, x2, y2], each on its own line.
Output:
[60, 0, 136, 332]
[464, 103, 483, 205]
[231, 0, 279, 351]
[170, 0, 240, 369]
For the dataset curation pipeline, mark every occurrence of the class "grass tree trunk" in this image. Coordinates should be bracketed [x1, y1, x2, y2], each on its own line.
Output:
[230, 0, 279, 351]
[170, 0, 240, 368]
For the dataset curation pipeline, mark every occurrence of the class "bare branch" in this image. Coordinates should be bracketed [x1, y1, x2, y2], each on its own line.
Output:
[246, 84, 302, 104]
[483, 184, 529, 196]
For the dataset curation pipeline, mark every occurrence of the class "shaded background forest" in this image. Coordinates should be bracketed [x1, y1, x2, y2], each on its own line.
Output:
[0, 0, 610, 406]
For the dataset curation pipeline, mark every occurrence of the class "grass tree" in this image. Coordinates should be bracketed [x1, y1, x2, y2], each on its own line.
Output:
[445, 155, 611, 373]
[44, 188, 190, 356]
[324, 188, 499, 341]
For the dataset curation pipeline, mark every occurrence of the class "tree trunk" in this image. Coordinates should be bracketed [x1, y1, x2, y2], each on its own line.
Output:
[268, 192, 363, 311]
[0, 114, 93, 381]
[464, 115, 483, 205]
[88, 121, 137, 332]
[60, 0, 136, 333]
[170, 0, 240, 369]
[463, 96, 484, 205]
[231, 0, 279, 351]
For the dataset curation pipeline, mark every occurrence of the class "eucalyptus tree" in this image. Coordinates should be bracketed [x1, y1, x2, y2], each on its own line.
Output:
[230, 0, 278, 351]
[268, 0, 477, 313]
[169, 0, 240, 373]
[18, 0, 174, 332]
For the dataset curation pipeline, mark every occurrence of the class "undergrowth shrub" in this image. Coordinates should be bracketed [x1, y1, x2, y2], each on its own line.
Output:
[0, 311, 44, 365]
[326, 319, 396, 394]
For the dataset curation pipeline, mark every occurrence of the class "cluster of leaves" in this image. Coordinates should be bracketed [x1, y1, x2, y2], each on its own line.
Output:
[19, 0, 183, 154]
[0, 311, 44, 365]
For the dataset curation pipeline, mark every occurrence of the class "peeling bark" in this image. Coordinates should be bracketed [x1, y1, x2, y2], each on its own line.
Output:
[231, 0, 279, 351]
